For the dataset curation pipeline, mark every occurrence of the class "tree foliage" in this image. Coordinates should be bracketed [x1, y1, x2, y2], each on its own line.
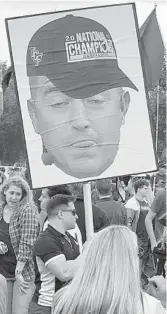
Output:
[147, 53, 166, 163]
[0, 72, 27, 165]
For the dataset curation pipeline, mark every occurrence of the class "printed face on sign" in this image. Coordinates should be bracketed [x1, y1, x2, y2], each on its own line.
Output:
[28, 76, 130, 179]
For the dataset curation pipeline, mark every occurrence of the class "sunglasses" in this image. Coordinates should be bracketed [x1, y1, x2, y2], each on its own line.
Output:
[61, 209, 77, 216]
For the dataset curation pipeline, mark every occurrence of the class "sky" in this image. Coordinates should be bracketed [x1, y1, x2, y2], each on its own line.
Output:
[0, 0, 166, 64]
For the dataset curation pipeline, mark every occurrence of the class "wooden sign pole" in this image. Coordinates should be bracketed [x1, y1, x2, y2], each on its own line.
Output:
[83, 182, 94, 240]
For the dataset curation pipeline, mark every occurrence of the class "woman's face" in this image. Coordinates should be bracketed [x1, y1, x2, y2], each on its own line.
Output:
[4, 185, 22, 206]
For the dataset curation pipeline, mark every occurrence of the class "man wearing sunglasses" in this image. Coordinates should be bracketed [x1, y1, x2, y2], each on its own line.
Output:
[31, 194, 81, 314]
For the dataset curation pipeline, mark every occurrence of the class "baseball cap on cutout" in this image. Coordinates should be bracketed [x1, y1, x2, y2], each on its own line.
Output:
[26, 14, 138, 99]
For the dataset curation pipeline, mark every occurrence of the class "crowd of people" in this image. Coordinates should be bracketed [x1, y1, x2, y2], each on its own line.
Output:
[0, 162, 166, 314]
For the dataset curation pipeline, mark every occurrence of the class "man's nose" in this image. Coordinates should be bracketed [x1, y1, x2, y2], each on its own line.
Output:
[70, 99, 90, 130]
[12, 193, 17, 199]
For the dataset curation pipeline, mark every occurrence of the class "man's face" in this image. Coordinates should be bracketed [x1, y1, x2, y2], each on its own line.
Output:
[39, 188, 50, 210]
[61, 201, 78, 230]
[138, 185, 148, 198]
[29, 77, 129, 178]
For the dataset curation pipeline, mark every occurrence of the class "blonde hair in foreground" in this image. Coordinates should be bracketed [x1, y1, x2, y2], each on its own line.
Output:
[52, 225, 143, 314]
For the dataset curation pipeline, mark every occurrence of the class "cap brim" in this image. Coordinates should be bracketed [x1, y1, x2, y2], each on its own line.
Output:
[47, 60, 138, 99]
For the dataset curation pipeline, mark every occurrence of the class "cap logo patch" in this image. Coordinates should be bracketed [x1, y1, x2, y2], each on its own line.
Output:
[65, 31, 116, 63]
[29, 47, 43, 66]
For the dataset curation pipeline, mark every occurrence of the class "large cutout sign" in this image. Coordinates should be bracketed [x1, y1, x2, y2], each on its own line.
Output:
[6, 3, 157, 189]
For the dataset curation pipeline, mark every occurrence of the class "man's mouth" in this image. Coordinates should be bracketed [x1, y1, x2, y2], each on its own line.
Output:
[71, 140, 97, 148]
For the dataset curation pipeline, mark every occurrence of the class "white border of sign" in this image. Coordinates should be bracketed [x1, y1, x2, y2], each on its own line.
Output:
[6, 3, 157, 189]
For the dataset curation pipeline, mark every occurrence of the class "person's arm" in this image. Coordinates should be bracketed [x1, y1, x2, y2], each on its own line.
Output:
[147, 183, 154, 205]
[126, 207, 135, 229]
[145, 210, 157, 251]
[17, 204, 39, 262]
[145, 190, 164, 251]
[15, 261, 26, 273]
[35, 232, 85, 282]
[46, 252, 83, 282]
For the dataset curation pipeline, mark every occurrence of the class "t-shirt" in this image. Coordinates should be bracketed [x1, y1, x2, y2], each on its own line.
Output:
[96, 197, 127, 225]
[33, 225, 79, 307]
[75, 197, 109, 243]
[0, 218, 17, 278]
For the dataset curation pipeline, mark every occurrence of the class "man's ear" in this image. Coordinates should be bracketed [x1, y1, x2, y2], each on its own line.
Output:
[27, 99, 39, 133]
[57, 211, 63, 219]
[120, 91, 130, 125]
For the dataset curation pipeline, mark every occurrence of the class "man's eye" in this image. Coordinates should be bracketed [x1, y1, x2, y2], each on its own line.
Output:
[51, 101, 70, 108]
[85, 99, 104, 105]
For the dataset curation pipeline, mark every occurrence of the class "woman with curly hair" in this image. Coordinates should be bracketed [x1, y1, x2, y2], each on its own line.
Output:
[52, 225, 165, 314]
[0, 175, 39, 314]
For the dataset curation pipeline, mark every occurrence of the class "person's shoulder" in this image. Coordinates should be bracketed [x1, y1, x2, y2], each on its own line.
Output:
[36, 227, 61, 245]
[19, 201, 37, 215]
[34, 228, 57, 253]
[124, 196, 136, 207]
[19, 201, 39, 221]
[142, 292, 165, 314]
[92, 203, 105, 215]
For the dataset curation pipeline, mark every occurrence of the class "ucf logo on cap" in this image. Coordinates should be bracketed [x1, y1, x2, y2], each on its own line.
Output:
[29, 47, 43, 66]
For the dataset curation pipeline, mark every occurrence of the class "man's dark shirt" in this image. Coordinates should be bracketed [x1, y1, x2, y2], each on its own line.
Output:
[32, 225, 79, 306]
[96, 196, 127, 226]
[75, 197, 109, 243]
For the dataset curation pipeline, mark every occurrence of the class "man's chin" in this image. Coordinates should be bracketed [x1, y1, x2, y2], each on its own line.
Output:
[55, 159, 115, 179]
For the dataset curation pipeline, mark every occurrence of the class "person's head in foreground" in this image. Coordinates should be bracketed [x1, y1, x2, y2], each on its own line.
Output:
[158, 163, 166, 176]
[0, 175, 32, 207]
[96, 178, 112, 197]
[133, 178, 149, 199]
[27, 15, 138, 179]
[39, 184, 72, 211]
[46, 194, 78, 231]
[52, 225, 165, 314]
